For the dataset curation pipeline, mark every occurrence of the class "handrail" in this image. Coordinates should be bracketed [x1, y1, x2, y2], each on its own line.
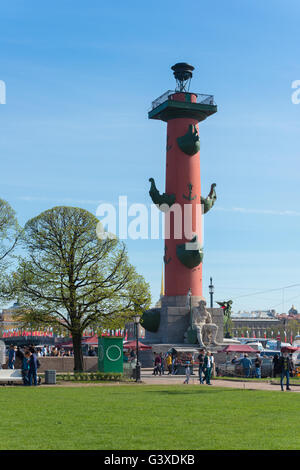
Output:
[150, 90, 215, 111]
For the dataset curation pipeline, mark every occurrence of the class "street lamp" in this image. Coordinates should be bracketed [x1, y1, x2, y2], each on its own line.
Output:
[133, 314, 141, 382]
[209, 277, 214, 308]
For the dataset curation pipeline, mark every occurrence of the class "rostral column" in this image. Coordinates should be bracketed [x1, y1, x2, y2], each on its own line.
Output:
[146, 63, 218, 344]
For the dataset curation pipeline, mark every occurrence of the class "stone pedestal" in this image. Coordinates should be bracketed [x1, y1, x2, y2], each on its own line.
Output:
[144, 295, 224, 345]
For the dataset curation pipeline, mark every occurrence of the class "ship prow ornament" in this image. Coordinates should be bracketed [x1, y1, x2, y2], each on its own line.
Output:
[177, 124, 200, 156]
[176, 234, 203, 269]
[149, 178, 176, 211]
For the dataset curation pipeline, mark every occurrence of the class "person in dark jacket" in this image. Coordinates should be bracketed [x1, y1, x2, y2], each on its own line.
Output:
[254, 354, 262, 379]
[27, 350, 38, 386]
[16, 348, 29, 385]
[239, 354, 252, 378]
[8, 344, 16, 369]
[203, 351, 213, 385]
[272, 354, 280, 377]
[197, 349, 205, 384]
[278, 352, 292, 391]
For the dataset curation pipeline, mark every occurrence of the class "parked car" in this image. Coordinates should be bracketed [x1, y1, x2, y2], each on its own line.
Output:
[260, 350, 280, 358]
[217, 356, 273, 378]
[292, 351, 300, 367]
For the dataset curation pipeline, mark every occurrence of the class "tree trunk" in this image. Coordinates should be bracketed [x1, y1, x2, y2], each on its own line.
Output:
[72, 331, 84, 372]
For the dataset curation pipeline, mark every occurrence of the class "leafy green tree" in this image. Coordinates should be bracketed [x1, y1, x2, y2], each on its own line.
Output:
[0, 198, 20, 274]
[11, 206, 151, 371]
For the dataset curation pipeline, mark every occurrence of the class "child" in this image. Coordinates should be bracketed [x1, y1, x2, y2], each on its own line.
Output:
[183, 361, 191, 384]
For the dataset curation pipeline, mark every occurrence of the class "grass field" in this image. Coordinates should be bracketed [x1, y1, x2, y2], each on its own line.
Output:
[1, 384, 300, 450]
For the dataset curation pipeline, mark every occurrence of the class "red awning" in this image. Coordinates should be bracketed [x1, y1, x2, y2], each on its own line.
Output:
[220, 344, 259, 353]
[82, 335, 98, 345]
[281, 346, 300, 353]
[123, 340, 152, 351]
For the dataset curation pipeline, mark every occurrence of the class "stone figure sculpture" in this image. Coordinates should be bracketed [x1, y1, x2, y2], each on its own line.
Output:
[184, 299, 219, 347]
[201, 183, 217, 214]
[217, 300, 233, 338]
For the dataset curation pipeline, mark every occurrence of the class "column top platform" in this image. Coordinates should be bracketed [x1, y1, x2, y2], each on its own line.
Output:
[148, 90, 217, 122]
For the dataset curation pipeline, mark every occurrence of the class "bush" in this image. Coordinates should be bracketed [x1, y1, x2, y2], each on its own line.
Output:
[58, 371, 123, 382]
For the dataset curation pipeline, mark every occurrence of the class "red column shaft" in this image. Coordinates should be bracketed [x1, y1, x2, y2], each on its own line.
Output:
[164, 94, 202, 297]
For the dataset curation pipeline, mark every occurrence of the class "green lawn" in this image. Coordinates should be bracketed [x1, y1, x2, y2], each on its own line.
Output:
[1, 384, 300, 450]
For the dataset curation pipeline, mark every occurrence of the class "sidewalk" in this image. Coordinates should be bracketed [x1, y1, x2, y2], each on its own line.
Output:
[141, 370, 300, 392]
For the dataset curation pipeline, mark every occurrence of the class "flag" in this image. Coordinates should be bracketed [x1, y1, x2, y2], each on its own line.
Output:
[284, 330, 287, 342]
[264, 331, 267, 339]
[277, 331, 281, 341]
[290, 331, 293, 344]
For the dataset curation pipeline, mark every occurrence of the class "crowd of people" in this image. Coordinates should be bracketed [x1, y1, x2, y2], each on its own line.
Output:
[150, 348, 297, 391]
[230, 351, 296, 391]
[8, 344, 41, 386]
[151, 349, 216, 385]
[7, 344, 74, 360]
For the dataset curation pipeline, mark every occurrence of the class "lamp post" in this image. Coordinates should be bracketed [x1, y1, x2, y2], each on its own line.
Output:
[209, 277, 214, 309]
[133, 314, 141, 382]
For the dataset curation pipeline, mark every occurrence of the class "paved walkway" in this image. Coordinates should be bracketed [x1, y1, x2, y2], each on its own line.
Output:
[141, 370, 300, 392]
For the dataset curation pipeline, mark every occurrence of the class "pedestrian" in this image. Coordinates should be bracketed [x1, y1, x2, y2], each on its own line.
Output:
[278, 351, 292, 391]
[166, 353, 172, 374]
[254, 353, 262, 379]
[8, 344, 16, 369]
[211, 353, 216, 378]
[27, 350, 38, 386]
[154, 353, 162, 375]
[183, 361, 191, 384]
[239, 353, 252, 378]
[231, 355, 238, 364]
[21, 351, 30, 386]
[197, 348, 205, 384]
[160, 352, 165, 375]
[88, 346, 96, 357]
[272, 353, 280, 377]
[130, 348, 136, 362]
[204, 351, 213, 385]
[172, 356, 179, 375]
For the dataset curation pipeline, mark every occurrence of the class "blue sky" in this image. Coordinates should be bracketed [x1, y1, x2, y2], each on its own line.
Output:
[1, 0, 300, 313]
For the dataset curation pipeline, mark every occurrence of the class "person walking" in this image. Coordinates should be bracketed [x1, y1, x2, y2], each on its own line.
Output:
[204, 351, 213, 385]
[153, 353, 161, 375]
[278, 351, 292, 391]
[254, 353, 262, 379]
[211, 353, 216, 378]
[272, 353, 280, 378]
[27, 350, 38, 386]
[172, 356, 179, 375]
[160, 352, 165, 375]
[21, 351, 30, 386]
[166, 353, 172, 375]
[239, 354, 252, 378]
[197, 349, 205, 384]
[183, 361, 191, 384]
[8, 344, 16, 369]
